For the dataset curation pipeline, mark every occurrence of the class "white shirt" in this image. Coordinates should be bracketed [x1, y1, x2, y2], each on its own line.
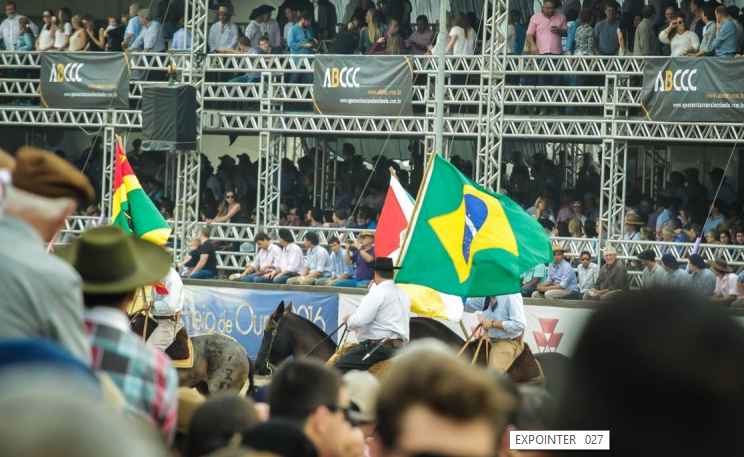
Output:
[38, 26, 55, 50]
[577, 262, 600, 292]
[265, 18, 282, 48]
[283, 21, 294, 42]
[53, 22, 72, 50]
[150, 268, 184, 316]
[0, 14, 21, 51]
[279, 242, 304, 274]
[449, 26, 476, 55]
[251, 243, 281, 270]
[658, 29, 699, 56]
[348, 280, 411, 342]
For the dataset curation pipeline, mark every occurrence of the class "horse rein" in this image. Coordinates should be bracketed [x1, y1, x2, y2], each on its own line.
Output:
[264, 312, 287, 375]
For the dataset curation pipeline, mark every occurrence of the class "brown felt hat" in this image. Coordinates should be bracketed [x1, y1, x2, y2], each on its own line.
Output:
[56, 226, 171, 293]
[708, 258, 733, 273]
[625, 214, 645, 226]
[12, 147, 94, 202]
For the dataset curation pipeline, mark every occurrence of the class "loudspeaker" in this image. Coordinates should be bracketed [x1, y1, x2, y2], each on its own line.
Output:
[141, 85, 197, 150]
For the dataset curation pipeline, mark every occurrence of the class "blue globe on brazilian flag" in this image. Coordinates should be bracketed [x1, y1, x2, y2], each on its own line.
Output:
[396, 155, 552, 297]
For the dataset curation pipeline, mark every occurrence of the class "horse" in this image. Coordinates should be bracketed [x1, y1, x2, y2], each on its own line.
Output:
[255, 301, 569, 397]
[131, 313, 255, 396]
[254, 301, 473, 375]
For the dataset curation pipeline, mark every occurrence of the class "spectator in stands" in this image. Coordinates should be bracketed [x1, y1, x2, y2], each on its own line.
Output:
[735, 226, 744, 245]
[105, 13, 127, 51]
[375, 347, 514, 457]
[709, 258, 741, 305]
[689, 4, 715, 56]
[659, 11, 699, 56]
[703, 199, 726, 237]
[687, 253, 716, 297]
[287, 232, 331, 285]
[406, 15, 433, 54]
[189, 226, 219, 279]
[637, 249, 665, 288]
[528, 196, 556, 222]
[170, 16, 191, 50]
[594, 3, 621, 55]
[623, 214, 644, 240]
[287, 10, 317, 84]
[708, 167, 737, 204]
[128, 9, 165, 52]
[67, 15, 88, 51]
[370, 18, 407, 55]
[36, 9, 55, 51]
[660, 253, 690, 289]
[254, 228, 304, 284]
[445, 13, 476, 56]
[584, 247, 629, 301]
[329, 19, 360, 54]
[719, 229, 732, 244]
[307, 207, 324, 227]
[282, 6, 298, 48]
[317, 0, 338, 39]
[231, 232, 281, 282]
[634, 5, 660, 55]
[353, 206, 377, 229]
[317, 236, 355, 286]
[533, 245, 580, 299]
[712, 6, 739, 58]
[122, 3, 142, 50]
[559, 250, 600, 299]
[245, 5, 273, 52]
[0, 1, 37, 51]
[83, 15, 106, 52]
[263, 5, 283, 51]
[208, 6, 239, 52]
[526, 0, 566, 115]
[58, 226, 178, 442]
[53, 7, 73, 50]
[187, 394, 260, 457]
[359, 9, 385, 54]
[336, 231, 375, 288]
[682, 167, 709, 204]
[15, 16, 33, 51]
[206, 190, 242, 223]
[261, 359, 353, 457]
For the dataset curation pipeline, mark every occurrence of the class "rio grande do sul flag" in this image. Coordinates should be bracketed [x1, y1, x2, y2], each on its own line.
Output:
[111, 136, 171, 245]
[376, 173, 463, 322]
[396, 155, 552, 297]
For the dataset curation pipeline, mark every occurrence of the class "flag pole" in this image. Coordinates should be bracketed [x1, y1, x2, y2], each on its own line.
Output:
[394, 152, 438, 270]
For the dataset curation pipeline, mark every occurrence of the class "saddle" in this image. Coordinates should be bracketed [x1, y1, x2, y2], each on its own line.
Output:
[130, 313, 194, 369]
[506, 343, 543, 385]
[326, 343, 393, 379]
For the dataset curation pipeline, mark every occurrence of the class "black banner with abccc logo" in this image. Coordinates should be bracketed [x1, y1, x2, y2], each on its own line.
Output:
[40, 52, 130, 109]
[641, 57, 744, 123]
[312, 55, 413, 116]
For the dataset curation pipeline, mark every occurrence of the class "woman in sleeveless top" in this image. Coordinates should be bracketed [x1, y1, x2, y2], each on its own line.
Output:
[68, 15, 88, 51]
[36, 9, 56, 51]
[54, 8, 73, 50]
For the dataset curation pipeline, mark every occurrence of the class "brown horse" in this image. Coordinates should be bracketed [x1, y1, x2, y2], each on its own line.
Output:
[131, 313, 254, 396]
[254, 301, 569, 396]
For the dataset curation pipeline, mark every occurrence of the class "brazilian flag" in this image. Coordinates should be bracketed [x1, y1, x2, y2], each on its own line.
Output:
[396, 155, 552, 297]
[111, 136, 172, 245]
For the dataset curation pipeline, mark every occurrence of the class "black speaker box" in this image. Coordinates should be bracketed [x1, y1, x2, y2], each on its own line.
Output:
[141, 85, 197, 150]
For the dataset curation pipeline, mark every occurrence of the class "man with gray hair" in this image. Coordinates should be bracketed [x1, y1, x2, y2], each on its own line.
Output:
[0, 147, 94, 364]
[583, 246, 629, 301]
[122, 2, 142, 49]
[127, 8, 165, 52]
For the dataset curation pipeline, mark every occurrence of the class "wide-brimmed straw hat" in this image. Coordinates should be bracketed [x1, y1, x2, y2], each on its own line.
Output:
[56, 226, 171, 294]
[708, 258, 733, 273]
[625, 214, 645, 226]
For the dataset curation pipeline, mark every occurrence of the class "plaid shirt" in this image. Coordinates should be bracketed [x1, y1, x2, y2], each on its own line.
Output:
[85, 307, 178, 442]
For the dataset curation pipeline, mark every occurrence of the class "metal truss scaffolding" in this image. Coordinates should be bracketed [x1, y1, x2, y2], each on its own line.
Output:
[476, 0, 507, 191]
[256, 131, 283, 228]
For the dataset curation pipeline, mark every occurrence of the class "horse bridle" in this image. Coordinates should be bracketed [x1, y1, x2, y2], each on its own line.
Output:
[263, 312, 286, 375]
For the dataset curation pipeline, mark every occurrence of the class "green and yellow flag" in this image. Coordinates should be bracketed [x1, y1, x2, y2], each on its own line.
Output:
[395, 155, 552, 297]
[111, 136, 171, 245]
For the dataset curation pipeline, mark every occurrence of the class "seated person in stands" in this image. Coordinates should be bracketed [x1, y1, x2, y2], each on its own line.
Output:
[583, 247, 629, 301]
[253, 229, 304, 284]
[206, 190, 242, 223]
[189, 227, 219, 279]
[316, 236, 355, 286]
[231, 232, 281, 282]
[709, 258, 741, 306]
[226, 37, 273, 84]
[178, 238, 201, 277]
[334, 231, 375, 288]
[287, 232, 331, 285]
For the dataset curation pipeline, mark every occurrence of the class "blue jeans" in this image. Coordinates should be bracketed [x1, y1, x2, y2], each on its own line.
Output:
[240, 273, 261, 282]
[333, 279, 371, 288]
[189, 270, 214, 279]
[253, 273, 298, 284]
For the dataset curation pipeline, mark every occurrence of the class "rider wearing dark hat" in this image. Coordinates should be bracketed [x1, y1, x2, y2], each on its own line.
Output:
[335, 257, 410, 373]
[57, 225, 179, 442]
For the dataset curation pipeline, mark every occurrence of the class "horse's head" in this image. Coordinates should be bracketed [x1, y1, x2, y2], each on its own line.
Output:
[255, 301, 294, 375]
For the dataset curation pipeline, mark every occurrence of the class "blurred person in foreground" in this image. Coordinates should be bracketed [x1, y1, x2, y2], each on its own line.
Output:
[552, 288, 744, 456]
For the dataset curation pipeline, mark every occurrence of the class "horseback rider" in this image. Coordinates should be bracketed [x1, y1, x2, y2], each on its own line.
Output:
[335, 257, 411, 373]
[142, 266, 185, 352]
[464, 293, 526, 374]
